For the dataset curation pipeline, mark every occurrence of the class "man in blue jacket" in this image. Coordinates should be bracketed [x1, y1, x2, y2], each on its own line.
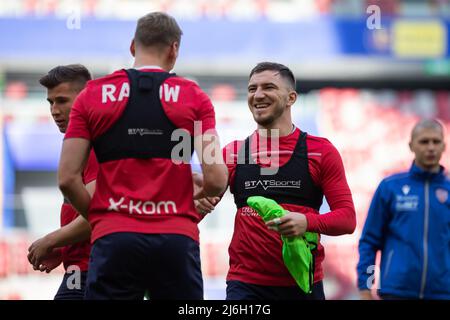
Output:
[357, 119, 449, 300]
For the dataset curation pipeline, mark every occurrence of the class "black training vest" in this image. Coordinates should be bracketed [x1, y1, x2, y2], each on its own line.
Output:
[93, 69, 193, 163]
[232, 131, 323, 210]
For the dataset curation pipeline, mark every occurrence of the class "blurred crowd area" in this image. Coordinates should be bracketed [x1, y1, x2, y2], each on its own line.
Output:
[1, 0, 450, 19]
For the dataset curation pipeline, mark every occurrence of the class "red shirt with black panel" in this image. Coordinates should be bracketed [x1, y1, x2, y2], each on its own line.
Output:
[224, 128, 356, 286]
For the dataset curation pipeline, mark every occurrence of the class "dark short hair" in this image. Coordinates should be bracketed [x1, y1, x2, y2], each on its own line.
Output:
[39, 64, 91, 90]
[134, 12, 183, 49]
[249, 62, 296, 90]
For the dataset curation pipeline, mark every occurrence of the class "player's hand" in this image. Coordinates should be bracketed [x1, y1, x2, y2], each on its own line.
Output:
[194, 197, 220, 216]
[265, 211, 308, 238]
[27, 236, 54, 270]
[39, 248, 63, 273]
[192, 172, 206, 200]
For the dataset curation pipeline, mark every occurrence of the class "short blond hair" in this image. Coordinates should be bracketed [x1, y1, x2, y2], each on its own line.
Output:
[134, 12, 182, 49]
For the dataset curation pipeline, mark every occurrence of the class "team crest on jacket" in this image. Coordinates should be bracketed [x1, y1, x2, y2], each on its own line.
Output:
[402, 185, 410, 195]
[435, 188, 448, 204]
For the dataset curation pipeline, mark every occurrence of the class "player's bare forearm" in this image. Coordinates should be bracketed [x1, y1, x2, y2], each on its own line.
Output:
[192, 172, 227, 200]
[46, 215, 91, 248]
[58, 138, 91, 217]
[194, 134, 228, 197]
[59, 176, 91, 218]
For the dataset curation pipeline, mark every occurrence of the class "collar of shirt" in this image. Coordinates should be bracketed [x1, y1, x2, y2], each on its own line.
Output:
[410, 161, 446, 181]
[134, 65, 164, 70]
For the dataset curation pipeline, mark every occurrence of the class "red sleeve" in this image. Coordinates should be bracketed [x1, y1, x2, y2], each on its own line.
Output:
[193, 85, 216, 135]
[162, 77, 216, 136]
[304, 141, 356, 235]
[64, 88, 91, 140]
[223, 140, 244, 187]
[82, 149, 99, 184]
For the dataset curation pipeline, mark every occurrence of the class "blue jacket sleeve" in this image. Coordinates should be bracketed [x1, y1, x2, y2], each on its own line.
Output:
[357, 179, 390, 290]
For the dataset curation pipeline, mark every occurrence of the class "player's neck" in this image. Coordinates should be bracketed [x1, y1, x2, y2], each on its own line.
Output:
[258, 121, 294, 138]
[258, 112, 293, 137]
[133, 54, 173, 72]
[414, 160, 441, 173]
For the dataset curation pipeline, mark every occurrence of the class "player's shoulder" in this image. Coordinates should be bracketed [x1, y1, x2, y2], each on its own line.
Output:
[305, 132, 338, 154]
[371, 171, 411, 197]
[444, 168, 450, 182]
[86, 69, 127, 88]
[381, 171, 410, 186]
[224, 131, 257, 151]
[165, 74, 204, 92]
[223, 138, 247, 162]
[222, 139, 243, 168]
[306, 132, 333, 145]
[223, 139, 243, 154]
[378, 171, 411, 192]
[75, 70, 128, 106]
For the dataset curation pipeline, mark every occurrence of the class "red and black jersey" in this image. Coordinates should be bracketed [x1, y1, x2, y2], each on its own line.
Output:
[224, 128, 356, 286]
[60, 149, 98, 271]
[65, 67, 216, 243]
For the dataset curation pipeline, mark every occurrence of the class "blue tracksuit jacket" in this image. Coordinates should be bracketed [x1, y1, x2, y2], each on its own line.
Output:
[357, 163, 450, 299]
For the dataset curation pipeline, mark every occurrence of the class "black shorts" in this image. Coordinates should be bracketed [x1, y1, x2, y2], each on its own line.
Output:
[54, 271, 88, 300]
[84, 232, 203, 300]
[226, 280, 325, 300]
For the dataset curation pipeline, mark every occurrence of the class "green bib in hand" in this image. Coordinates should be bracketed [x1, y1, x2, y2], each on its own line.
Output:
[247, 196, 318, 294]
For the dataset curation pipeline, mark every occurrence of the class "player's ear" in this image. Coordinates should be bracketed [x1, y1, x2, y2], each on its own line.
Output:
[130, 39, 136, 57]
[287, 90, 297, 107]
[169, 41, 179, 60]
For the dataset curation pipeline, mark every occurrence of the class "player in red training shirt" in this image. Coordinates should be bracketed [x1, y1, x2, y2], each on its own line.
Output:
[58, 12, 228, 300]
[27, 64, 98, 300]
[196, 62, 356, 300]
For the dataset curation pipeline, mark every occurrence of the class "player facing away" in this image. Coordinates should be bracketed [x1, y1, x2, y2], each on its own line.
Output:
[58, 12, 228, 299]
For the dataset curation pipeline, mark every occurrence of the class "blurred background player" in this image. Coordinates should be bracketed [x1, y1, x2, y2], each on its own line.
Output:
[196, 62, 356, 300]
[58, 12, 228, 299]
[357, 119, 449, 300]
[27, 64, 98, 300]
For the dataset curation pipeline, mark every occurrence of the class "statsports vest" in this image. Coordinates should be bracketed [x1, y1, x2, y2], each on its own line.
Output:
[92, 69, 193, 163]
[232, 131, 323, 210]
